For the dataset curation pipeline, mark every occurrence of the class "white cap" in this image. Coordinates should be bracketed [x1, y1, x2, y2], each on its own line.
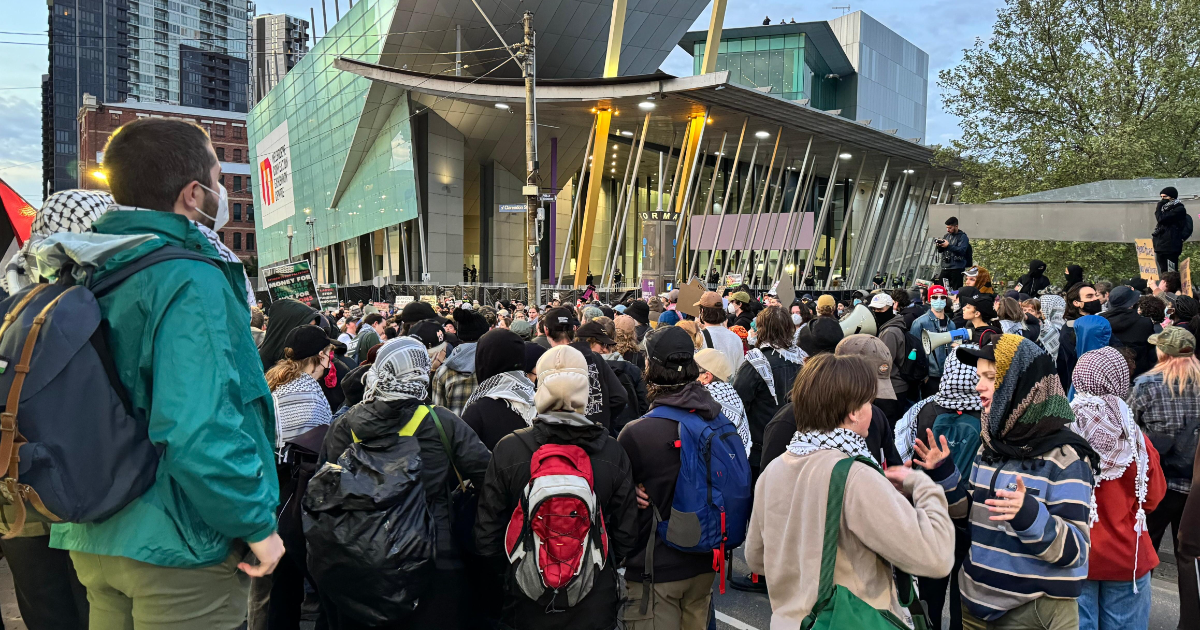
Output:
[868, 293, 894, 310]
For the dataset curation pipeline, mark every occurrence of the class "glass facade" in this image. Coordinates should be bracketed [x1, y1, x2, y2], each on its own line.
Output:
[247, 0, 419, 266]
[126, 0, 249, 104]
[693, 34, 838, 109]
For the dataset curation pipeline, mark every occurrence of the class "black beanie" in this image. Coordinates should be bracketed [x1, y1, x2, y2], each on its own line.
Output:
[1161, 186, 1179, 199]
[453, 306, 489, 342]
[475, 329, 525, 381]
[625, 300, 650, 325]
[796, 318, 844, 356]
[400, 300, 437, 323]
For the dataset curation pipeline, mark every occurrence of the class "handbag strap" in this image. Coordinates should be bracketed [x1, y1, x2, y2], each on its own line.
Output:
[813, 456, 857, 605]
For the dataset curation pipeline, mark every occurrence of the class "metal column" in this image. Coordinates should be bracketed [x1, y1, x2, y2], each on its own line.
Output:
[556, 118, 595, 285]
[845, 159, 889, 286]
[823, 154, 867, 289]
[798, 147, 843, 287]
[701, 120, 747, 282]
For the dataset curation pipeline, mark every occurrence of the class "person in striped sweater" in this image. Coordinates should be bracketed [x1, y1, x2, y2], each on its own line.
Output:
[930, 333, 1099, 629]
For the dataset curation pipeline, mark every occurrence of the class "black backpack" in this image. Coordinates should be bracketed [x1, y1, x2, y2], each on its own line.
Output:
[0, 245, 219, 535]
[1182, 213, 1194, 242]
[898, 330, 930, 386]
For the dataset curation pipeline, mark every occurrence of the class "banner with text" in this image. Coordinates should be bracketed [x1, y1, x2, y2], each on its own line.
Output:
[255, 120, 296, 228]
[266, 261, 319, 309]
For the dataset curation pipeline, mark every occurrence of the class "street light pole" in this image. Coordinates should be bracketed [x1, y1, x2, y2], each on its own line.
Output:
[521, 11, 539, 297]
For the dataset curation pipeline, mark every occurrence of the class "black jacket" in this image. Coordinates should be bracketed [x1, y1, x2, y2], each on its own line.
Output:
[937, 230, 970, 270]
[570, 341, 628, 429]
[731, 348, 803, 470]
[462, 396, 527, 451]
[475, 417, 638, 630]
[1154, 199, 1189, 254]
[760, 402, 902, 471]
[1102, 306, 1157, 377]
[603, 354, 648, 436]
[1016, 259, 1051, 296]
[617, 382, 722, 584]
[900, 304, 926, 329]
[1057, 322, 1078, 393]
[319, 398, 491, 569]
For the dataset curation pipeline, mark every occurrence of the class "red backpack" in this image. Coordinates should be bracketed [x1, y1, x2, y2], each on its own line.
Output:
[504, 443, 609, 610]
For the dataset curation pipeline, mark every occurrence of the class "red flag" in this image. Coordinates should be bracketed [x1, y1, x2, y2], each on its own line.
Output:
[0, 178, 35, 246]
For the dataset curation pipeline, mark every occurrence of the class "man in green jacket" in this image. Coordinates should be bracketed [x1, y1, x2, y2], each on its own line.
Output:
[48, 117, 284, 629]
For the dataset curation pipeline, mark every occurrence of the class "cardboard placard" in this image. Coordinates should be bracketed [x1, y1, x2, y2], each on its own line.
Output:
[395, 295, 414, 307]
[1135, 238, 1159, 282]
[316, 285, 337, 306]
[420, 295, 438, 307]
[724, 273, 743, 288]
[1182, 258, 1193, 297]
[775, 270, 795, 307]
[265, 261, 320, 309]
[676, 279, 706, 317]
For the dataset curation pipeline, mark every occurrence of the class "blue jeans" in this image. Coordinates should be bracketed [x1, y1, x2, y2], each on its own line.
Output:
[1077, 573, 1152, 630]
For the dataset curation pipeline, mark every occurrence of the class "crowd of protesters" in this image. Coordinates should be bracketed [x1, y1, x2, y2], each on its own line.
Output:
[0, 117, 1198, 630]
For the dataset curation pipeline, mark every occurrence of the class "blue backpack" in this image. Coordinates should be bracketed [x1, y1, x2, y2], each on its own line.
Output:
[639, 405, 752, 597]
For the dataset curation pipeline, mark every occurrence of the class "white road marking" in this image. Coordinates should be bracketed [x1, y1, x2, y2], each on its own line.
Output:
[716, 610, 762, 630]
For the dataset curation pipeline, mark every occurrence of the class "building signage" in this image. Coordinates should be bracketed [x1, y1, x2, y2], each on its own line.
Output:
[256, 120, 296, 228]
[265, 261, 320, 308]
[498, 203, 526, 213]
[640, 210, 679, 221]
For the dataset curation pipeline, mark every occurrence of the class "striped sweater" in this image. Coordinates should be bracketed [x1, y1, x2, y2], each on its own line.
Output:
[924, 445, 1094, 621]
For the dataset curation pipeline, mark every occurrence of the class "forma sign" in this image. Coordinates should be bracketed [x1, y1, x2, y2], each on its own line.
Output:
[256, 120, 296, 229]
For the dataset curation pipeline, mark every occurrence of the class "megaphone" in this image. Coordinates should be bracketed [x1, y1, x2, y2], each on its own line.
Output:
[921, 328, 973, 354]
[839, 304, 876, 336]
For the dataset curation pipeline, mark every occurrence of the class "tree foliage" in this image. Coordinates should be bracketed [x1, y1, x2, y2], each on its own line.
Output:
[973, 239, 1200, 287]
[938, 0, 1200, 202]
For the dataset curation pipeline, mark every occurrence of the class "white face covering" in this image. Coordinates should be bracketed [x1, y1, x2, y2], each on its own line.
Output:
[726, 302, 737, 314]
[791, 313, 802, 325]
[197, 183, 230, 231]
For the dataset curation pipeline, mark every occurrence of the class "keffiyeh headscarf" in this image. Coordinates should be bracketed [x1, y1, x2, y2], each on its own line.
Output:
[1071, 346, 1150, 588]
[464, 371, 537, 423]
[936, 346, 982, 411]
[787, 427, 878, 464]
[1039, 295, 1066, 361]
[4, 190, 113, 293]
[363, 338, 431, 402]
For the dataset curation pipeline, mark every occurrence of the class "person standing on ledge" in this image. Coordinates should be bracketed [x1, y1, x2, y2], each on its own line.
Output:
[935, 216, 970, 289]
[1153, 186, 1189, 275]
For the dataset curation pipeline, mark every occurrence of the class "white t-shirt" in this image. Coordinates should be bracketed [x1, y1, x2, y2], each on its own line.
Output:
[700, 324, 745, 376]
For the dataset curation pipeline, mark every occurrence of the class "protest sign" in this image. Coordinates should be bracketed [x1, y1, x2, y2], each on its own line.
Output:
[1135, 239, 1159, 282]
[265, 261, 320, 309]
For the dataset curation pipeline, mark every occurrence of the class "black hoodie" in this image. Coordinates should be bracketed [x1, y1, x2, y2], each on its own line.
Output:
[617, 382, 723, 584]
[475, 416, 638, 630]
[1101, 306, 1156, 377]
[1016, 259, 1051, 296]
[258, 298, 319, 371]
[462, 329, 531, 450]
[1064, 264, 1085, 291]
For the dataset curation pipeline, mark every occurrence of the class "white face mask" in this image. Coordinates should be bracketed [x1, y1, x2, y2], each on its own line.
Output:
[791, 313, 802, 325]
[747, 333, 757, 346]
[727, 302, 737, 314]
[930, 298, 946, 312]
[197, 183, 230, 231]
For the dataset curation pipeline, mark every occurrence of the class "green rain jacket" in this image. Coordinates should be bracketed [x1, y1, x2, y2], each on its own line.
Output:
[47, 209, 278, 568]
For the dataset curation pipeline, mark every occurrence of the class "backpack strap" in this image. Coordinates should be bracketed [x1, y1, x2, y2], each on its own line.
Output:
[0, 284, 50, 340]
[639, 503, 663, 615]
[426, 406, 466, 490]
[702, 327, 714, 349]
[0, 286, 77, 537]
[810, 456, 857, 614]
[89, 245, 221, 297]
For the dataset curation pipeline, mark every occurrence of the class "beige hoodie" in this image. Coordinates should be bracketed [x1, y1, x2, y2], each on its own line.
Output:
[745, 449, 955, 629]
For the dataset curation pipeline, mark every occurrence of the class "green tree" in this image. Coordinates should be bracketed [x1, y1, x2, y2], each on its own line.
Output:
[938, 0, 1200, 203]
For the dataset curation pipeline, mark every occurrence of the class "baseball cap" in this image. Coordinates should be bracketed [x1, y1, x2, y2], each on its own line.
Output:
[834, 334, 896, 400]
[576, 321, 616, 346]
[730, 291, 751, 304]
[645, 326, 696, 370]
[816, 294, 836, 311]
[1149, 326, 1196, 357]
[695, 291, 723, 308]
[694, 348, 732, 382]
[408, 320, 448, 357]
[542, 307, 579, 333]
[868, 293, 894, 310]
[400, 301, 437, 323]
[283, 325, 337, 361]
[928, 285, 948, 298]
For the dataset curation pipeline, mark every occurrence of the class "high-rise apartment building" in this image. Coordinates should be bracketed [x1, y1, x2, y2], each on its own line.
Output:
[43, 0, 131, 196]
[180, 44, 249, 112]
[248, 14, 309, 107]
[125, 0, 250, 106]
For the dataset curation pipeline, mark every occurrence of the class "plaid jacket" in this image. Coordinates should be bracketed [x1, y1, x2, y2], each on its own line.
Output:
[1129, 371, 1200, 492]
[432, 365, 477, 417]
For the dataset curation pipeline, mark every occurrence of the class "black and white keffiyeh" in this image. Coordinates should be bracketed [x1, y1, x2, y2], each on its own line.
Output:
[191, 221, 256, 309]
[585, 361, 603, 416]
[743, 345, 805, 403]
[272, 372, 332, 451]
[787, 427, 878, 464]
[4, 190, 113, 292]
[706, 380, 751, 456]
[934, 347, 982, 411]
[363, 338, 431, 402]
[464, 370, 537, 423]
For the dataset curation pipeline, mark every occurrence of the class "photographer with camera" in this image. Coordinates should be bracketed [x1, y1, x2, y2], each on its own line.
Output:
[934, 216, 971, 289]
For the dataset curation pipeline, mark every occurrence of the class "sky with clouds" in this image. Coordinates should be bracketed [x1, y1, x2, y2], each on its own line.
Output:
[0, 0, 1005, 206]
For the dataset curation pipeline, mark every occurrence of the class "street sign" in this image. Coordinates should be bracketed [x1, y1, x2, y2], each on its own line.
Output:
[498, 203, 525, 213]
